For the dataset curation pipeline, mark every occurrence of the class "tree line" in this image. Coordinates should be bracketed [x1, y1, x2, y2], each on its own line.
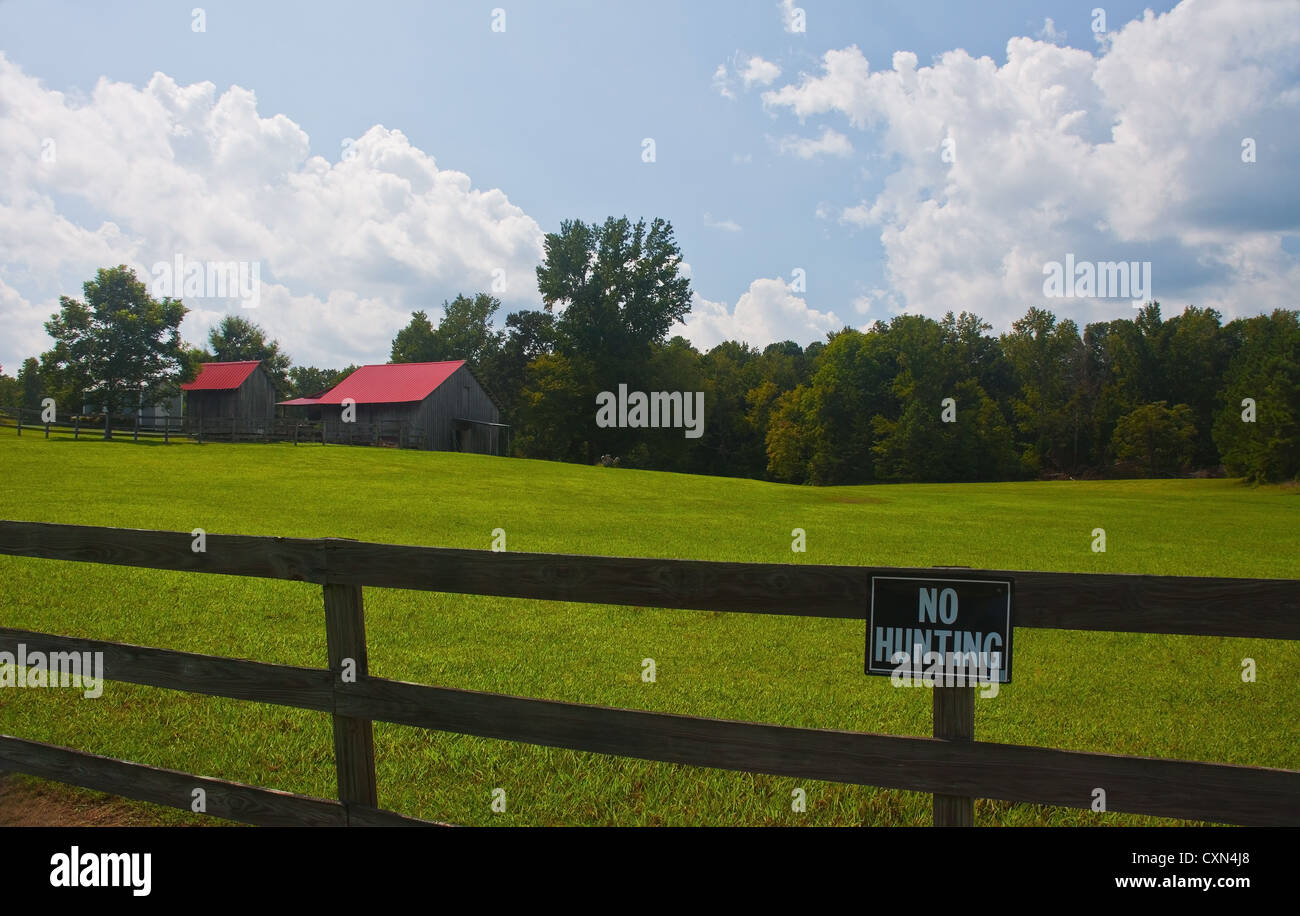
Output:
[2, 215, 1296, 482]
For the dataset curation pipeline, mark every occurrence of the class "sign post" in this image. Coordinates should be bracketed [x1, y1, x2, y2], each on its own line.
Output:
[932, 682, 975, 826]
[866, 573, 1014, 826]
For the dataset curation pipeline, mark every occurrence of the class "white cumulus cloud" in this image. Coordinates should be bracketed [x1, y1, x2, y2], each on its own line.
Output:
[761, 0, 1300, 329]
[741, 56, 782, 89]
[0, 54, 546, 370]
[1036, 18, 1067, 44]
[703, 213, 743, 233]
[776, 126, 854, 159]
[715, 54, 783, 98]
[675, 277, 846, 350]
[711, 63, 735, 100]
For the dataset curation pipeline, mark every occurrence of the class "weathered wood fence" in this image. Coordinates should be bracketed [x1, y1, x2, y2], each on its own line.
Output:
[1, 406, 182, 442]
[188, 416, 425, 448]
[0, 519, 1296, 827]
[2, 408, 433, 450]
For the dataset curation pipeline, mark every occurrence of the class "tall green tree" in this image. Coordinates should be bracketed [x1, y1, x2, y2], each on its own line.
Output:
[1153, 306, 1229, 466]
[512, 353, 591, 461]
[477, 309, 557, 418]
[871, 314, 1018, 482]
[391, 293, 505, 369]
[522, 216, 693, 465]
[389, 310, 437, 363]
[0, 365, 19, 409]
[1089, 303, 1166, 463]
[536, 216, 692, 367]
[1212, 309, 1300, 482]
[41, 265, 188, 438]
[1002, 308, 1083, 472]
[696, 340, 765, 478]
[942, 311, 1015, 402]
[1111, 401, 1197, 476]
[766, 326, 895, 484]
[17, 357, 44, 411]
[288, 364, 358, 399]
[637, 336, 708, 471]
[765, 384, 816, 483]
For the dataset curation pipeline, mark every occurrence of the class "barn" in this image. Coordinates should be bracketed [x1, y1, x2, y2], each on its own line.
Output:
[180, 360, 277, 430]
[279, 360, 506, 454]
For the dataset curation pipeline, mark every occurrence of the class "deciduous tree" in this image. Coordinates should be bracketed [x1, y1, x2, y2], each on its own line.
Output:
[41, 265, 188, 438]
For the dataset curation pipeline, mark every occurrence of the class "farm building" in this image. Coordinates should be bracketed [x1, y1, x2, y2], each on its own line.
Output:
[279, 360, 506, 454]
[180, 360, 277, 430]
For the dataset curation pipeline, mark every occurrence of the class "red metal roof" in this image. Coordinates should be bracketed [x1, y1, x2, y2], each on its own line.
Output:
[181, 361, 262, 391]
[278, 361, 466, 406]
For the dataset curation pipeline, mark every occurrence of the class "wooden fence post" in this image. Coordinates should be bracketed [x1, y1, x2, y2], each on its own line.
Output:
[933, 684, 975, 826]
[322, 582, 379, 815]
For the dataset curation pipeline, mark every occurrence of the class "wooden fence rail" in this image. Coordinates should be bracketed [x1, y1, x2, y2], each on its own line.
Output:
[0, 406, 182, 442]
[0, 520, 1296, 827]
[189, 417, 420, 447]
[2, 407, 440, 452]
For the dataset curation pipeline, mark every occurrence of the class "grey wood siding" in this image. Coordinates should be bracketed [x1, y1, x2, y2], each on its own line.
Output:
[184, 365, 277, 426]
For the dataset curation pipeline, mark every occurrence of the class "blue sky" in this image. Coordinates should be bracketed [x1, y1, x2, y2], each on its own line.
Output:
[2, 0, 1296, 371]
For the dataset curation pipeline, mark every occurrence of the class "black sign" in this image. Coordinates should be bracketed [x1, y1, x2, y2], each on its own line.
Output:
[866, 576, 1013, 684]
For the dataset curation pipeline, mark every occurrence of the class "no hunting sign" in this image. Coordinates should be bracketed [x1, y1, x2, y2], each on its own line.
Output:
[867, 575, 1014, 685]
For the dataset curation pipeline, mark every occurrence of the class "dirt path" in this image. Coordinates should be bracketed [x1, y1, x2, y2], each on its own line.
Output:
[0, 774, 186, 826]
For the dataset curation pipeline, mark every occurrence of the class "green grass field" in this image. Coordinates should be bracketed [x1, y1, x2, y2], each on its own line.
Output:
[0, 430, 1296, 826]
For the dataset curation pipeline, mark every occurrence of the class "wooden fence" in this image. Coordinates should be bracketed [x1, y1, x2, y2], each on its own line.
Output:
[1, 406, 182, 442]
[0, 519, 1296, 827]
[2, 407, 448, 451]
[187, 416, 424, 448]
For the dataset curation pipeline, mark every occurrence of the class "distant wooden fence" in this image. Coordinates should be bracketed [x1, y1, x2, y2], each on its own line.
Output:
[0, 519, 1296, 827]
[187, 416, 424, 447]
[1, 407, 434, 450]
[0, 406, 182, 442]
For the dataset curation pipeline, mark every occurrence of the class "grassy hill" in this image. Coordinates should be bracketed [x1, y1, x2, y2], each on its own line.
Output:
[0, 432, 1296, 825]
